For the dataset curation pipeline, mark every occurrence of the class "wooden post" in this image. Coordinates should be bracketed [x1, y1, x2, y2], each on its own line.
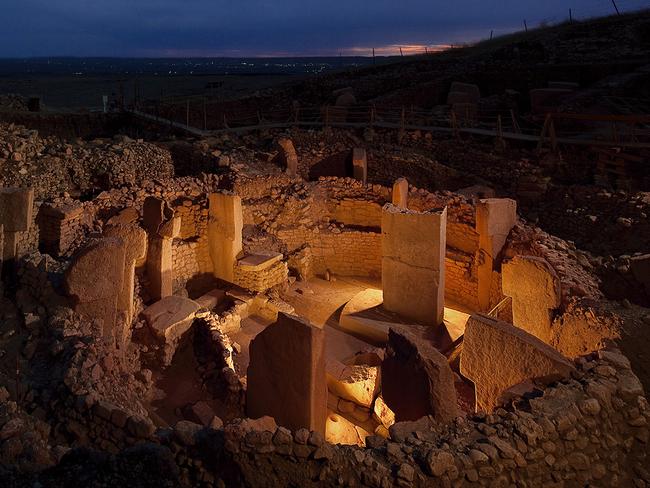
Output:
[537, 114, 551, 151]
[399, 47, 404, 57]
[451, 111, 460, 139]
[372, 48, 375, 65]
[497, 115, 503, 142]
[510, 109, 521, 134]
[611, 0, 620, 15]
[524, 19, 528, 32]
[490, 30, 494, 40]
[325, 106, 330, 127]
[400, 106, 406, 131]
[569, 8, 573, 23]
[425, 46, 428, 55]
[223, 113, 229, 129]
[186, 100, 190, 127]
[549, 117, 558, 151]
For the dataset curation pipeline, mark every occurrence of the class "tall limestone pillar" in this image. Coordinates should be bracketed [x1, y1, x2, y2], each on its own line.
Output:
[476, 198, 517, 311]
[143, 197, 180, 300]
[208, 192, 243, 283]
[0, 188, 34, 281]
[391, 178, 408, 209]
[381, 204, 446, 326]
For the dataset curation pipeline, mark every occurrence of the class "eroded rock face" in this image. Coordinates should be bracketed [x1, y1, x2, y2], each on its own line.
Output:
[382, 328, 459, 423]
[502, 255, 561, 343]
[274, 138, 298, 176]
[460, 314, 575, 412]
[246, 313, 327, 434]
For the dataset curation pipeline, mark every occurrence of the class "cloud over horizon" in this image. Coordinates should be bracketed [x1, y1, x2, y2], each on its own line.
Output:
[2, 0, 648, 57]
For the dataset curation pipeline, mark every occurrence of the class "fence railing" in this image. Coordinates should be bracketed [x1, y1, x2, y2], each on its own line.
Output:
[129, 99, 650, 149]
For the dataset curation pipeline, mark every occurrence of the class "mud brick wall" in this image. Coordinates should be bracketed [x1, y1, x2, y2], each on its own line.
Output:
[332, 199, 382, 228]
[37, 203, 86, 257]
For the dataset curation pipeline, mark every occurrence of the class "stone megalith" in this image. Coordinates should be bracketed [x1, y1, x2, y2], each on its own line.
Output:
[391, 178, 408, 209]
[382, 204, 446, 326]
[502, 255, 561, 343]
[382, 328, 459, 423]
[142, 295, 201, 365]
[274, 138, 298, 177]
[64, 237, 126, 344]
[0, 187, 34, 265]
[104, 224, 147, 328]
[208, 192, 242, 284]
[475, 198, 517, 311]
[246, 313, 327, 434]
[142, 197, 180, 300]
[352, 148, 367, 184]
[460, 314, 575, 412]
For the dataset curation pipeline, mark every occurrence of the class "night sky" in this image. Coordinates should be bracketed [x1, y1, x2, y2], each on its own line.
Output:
[2, 0, 649, 57]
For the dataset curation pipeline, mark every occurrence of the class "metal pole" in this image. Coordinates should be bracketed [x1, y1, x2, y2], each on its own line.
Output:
[186, 100, 190, 127]
[611, 0, 620, 15]
[524, 19, 528, 32]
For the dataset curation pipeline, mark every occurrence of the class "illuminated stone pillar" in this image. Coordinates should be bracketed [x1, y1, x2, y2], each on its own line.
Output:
[476, 198, 517, 311]
[391, 178, 408, 209]
[352, 148, 367, 184]
[208, 192, 243, 283]
[143, 197, 180, 300]
[381, 203, 446, 326]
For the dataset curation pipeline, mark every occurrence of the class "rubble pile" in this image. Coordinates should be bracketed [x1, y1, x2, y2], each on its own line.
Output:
[0, 123, 175, 199]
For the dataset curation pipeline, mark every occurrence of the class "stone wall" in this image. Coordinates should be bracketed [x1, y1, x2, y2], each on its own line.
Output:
[37, 350, 649, 487]
[277, 227, 383, 277]
[234, 260, 289, 293]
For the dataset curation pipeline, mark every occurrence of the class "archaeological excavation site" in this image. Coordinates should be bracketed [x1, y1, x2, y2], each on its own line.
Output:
[1, 7, 650, 488]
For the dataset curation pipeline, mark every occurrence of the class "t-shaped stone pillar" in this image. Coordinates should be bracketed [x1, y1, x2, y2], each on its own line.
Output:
[391, 178, 408, 209]
[208, 192, 243, 284]
[142, 197, 180, 301]
[475, 198, 517, 311]
[104, 223, 147, 342]
[381, 204, 446, 326]
[64, 237, 126, 344]
[352, 148, 367, 184]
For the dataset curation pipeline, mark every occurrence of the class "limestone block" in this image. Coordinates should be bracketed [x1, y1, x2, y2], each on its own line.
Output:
[460, 314, 575, 412]
[142, 295, 200, 343]
[104, 224, 147, 326]
[247, 313, 327, 434]
[208, 192, 243, 283]
[476, 198, 517, 310]
[0, 187, 34, 232]
[372, 396, 396, 429]
[382, 328, 459, 423]
[326, 358, 380, 408]
[476, 199, 517, 259]
[382, 204, 446, 326]
[64, 237, 126, 341]
[449, 82, 480, 104]
[325, 412, 370, 446]
[391, 178, 408, 209]
[352, 148, 367, 184]
[275, 138, 298, 176]
[502, 255, 561, 343]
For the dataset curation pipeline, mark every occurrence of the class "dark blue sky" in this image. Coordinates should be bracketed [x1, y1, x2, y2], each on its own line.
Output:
[2, 0, 648, 57]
